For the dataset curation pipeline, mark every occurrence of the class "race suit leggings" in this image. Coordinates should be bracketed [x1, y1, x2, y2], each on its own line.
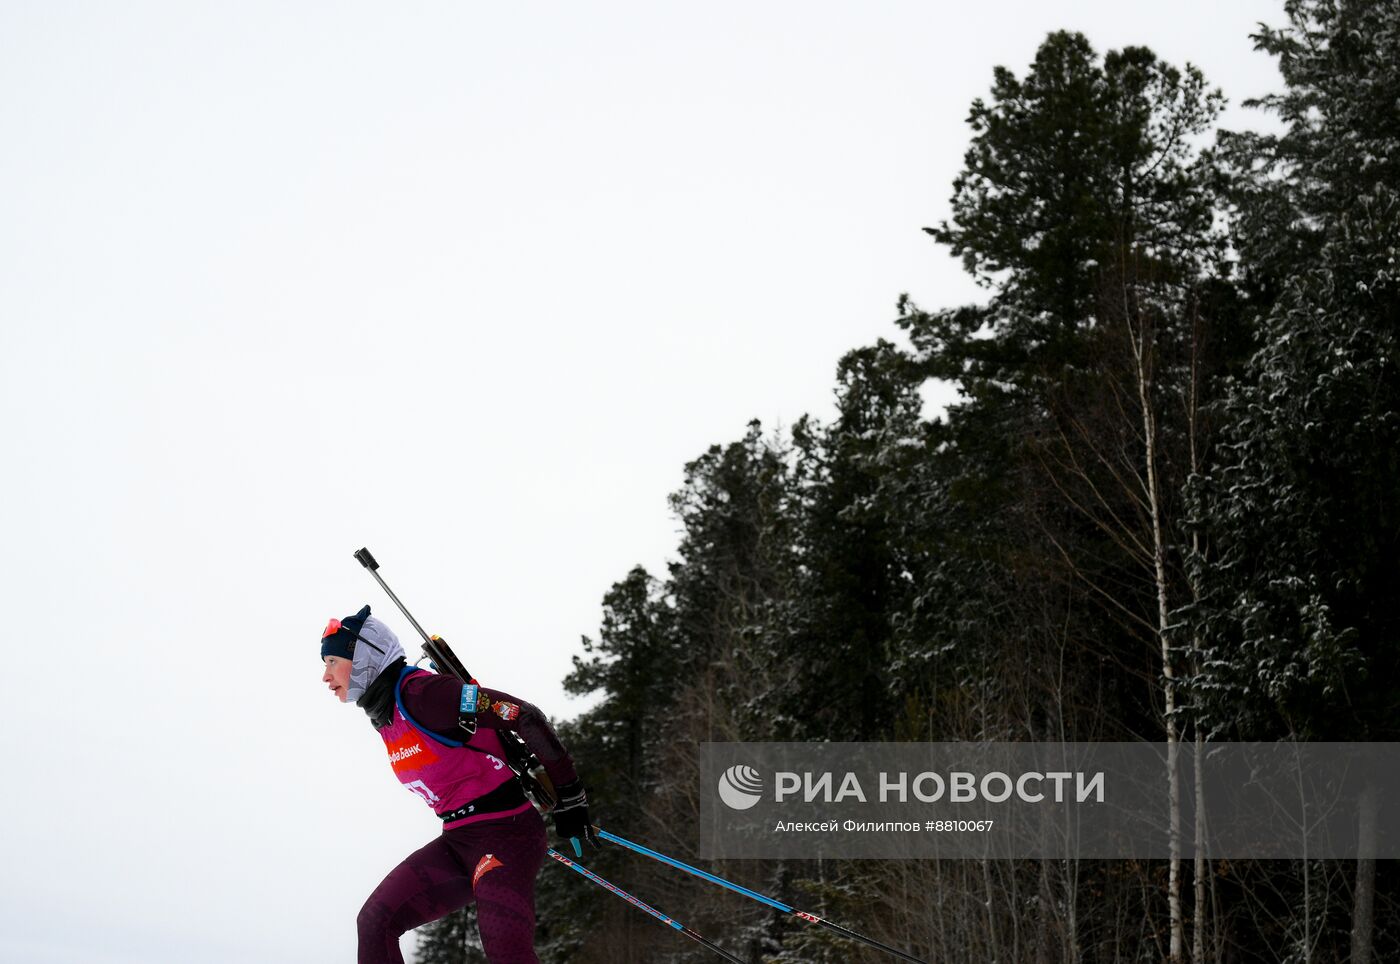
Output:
[357, 809, 548, 964]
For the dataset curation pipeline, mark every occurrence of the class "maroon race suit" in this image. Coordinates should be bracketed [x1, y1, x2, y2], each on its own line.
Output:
[357, 668, 579, 964]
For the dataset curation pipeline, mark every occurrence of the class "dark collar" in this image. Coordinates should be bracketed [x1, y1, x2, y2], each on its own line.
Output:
[357, 657, 407, 729]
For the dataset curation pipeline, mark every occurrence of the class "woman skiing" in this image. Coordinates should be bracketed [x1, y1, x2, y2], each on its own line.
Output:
[321, 604, 595, 964]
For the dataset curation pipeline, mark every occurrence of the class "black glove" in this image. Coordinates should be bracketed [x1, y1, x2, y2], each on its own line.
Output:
[551, 780, 600, 857]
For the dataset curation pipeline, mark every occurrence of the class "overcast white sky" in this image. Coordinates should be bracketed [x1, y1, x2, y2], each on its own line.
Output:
[1, 2, 1284, 961]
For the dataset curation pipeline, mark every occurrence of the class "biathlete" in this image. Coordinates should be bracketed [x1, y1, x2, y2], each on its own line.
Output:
[320, 605, 597, 964]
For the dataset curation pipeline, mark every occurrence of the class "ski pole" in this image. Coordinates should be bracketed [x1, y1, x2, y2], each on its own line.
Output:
[546, 849, 746, 964]
[594, 827, 929, 964]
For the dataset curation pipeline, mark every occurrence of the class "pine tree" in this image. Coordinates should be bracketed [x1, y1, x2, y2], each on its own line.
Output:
[558, 423, 799, 962]
[1218, 0, 1400, 304]
[1187, 0, 1400, 756]
[780, 342, 925, 742]
[565, 565, 676, 830]
[1185, 3, 1400, 960]
[916, 31, 1232, 960]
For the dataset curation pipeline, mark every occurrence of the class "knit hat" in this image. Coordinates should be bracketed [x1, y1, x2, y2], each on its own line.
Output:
[321, 605, 372, 661]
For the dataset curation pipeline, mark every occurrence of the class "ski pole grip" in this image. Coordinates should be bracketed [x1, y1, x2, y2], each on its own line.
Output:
[354, 547, 379, 571]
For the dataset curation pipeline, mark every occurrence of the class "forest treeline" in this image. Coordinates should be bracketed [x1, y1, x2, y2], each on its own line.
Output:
[423, 2, 1399, 961]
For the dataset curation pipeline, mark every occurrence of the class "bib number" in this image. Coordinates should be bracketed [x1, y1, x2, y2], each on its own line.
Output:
[404, 780, 442, 805]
